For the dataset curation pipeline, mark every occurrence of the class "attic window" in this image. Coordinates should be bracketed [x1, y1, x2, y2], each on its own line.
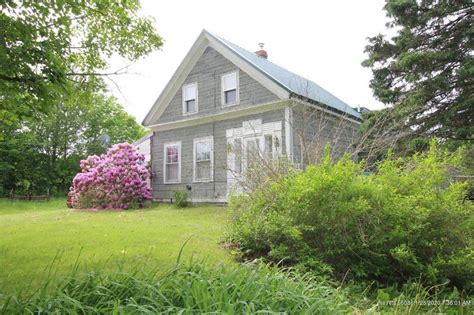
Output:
[221, 71, 239, 106]
[182, 83, 198, 115]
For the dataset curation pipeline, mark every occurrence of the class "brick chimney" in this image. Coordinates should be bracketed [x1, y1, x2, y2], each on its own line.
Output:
[255, 42, 268, 59]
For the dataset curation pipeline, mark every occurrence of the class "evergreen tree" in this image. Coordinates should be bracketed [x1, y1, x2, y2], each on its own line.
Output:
[363, 1, 473, 142]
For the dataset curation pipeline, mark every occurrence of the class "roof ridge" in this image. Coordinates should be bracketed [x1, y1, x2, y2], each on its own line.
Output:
[206, 31, 361, 119]
[210, 33, 291, 92]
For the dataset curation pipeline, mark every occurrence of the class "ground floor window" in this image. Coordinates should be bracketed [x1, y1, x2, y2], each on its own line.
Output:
[194, 136, 213, 182]
[164, 142, 181, 183]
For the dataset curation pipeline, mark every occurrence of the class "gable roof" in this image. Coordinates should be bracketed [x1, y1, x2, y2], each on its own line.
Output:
[142, 30, 361, 126]
[209, 33, 361, 120]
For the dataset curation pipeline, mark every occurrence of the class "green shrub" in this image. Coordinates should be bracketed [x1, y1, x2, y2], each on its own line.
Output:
[228, 143, 474, 291]
[173, 190, 189, 208]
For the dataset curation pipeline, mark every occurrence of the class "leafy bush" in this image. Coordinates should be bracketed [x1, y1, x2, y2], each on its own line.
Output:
[173, 190, 189, 208]
[229, 143, 474, 291]
[69, 143, 152, 209]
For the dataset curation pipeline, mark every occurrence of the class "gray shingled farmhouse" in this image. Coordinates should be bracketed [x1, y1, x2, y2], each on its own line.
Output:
[142, 30, 362, 203]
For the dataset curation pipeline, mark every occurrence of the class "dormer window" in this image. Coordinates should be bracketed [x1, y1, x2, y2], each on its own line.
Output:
[221, 71, 239, 106]
[182, 83, 198, 115]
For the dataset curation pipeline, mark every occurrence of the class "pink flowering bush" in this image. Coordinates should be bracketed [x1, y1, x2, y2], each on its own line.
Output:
[69, 143, 152, 209]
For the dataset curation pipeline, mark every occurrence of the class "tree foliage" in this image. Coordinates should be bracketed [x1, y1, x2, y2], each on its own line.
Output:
[0, 84, 146, 196]
[0, 1, 158, 196]
[0, 0, 162, 126]
[362, 1, 473, 141]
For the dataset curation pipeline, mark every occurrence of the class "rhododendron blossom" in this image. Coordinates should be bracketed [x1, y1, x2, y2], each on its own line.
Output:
[69, 143, 152, 209]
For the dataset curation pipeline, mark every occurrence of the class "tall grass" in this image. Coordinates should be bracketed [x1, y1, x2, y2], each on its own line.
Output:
[2, 259, 471, 314]
[1, 261, 353, 314]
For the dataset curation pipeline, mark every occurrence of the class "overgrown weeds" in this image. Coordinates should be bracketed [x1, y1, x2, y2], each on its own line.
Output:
[2, 259, 472, 314]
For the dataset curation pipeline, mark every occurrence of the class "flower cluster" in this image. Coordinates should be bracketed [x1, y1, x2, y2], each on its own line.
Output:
[69, 143, 152, 209]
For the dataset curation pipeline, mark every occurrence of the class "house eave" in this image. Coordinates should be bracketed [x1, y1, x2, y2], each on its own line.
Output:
[289, 94, 362, 124]
[146, 100, 288, 132]
[132, 133, 153, 146]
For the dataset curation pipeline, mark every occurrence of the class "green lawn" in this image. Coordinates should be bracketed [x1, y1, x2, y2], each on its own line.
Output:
[0, 198, 231, 297]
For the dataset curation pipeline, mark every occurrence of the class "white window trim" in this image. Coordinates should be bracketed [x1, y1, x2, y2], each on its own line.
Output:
[263, 129, 282, 159]
[163, 141, 181, 184]
[221, 70, 239, 107]
[193, 136, 214, 183]
[182, 82, 198, 116]
[226, 120, 282, 188]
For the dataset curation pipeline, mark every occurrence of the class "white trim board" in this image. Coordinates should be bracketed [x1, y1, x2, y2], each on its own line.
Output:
[290, 99, 362, 125]
[147, 100, 288, 132]
[143, 34, 208, 126]
[147, 97, 359, 133]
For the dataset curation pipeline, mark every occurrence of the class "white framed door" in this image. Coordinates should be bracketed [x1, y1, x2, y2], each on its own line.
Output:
[227, 135, 243, 196]
[226, 119, 282, 198]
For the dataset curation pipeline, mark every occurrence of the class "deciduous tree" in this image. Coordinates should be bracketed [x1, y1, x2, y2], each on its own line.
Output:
[1, 0, 162, 127]
[0, 83, 146, 195]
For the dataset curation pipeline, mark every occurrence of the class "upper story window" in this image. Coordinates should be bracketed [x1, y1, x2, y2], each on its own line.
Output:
[182, 83, 198, 115]
[221, 71, 239, 106]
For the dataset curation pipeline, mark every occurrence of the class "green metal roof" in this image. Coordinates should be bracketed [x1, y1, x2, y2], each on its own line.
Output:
[209, 32, 361, 120]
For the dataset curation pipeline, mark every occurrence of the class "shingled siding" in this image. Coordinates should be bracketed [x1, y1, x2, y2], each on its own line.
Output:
[291, 104, 360, 166]
[154, 47, 280, 125]
[151, 109, 286, 202]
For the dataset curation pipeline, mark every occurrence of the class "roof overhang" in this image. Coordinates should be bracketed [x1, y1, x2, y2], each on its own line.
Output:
[289, 94, 362, 124]
[146, 100, 288, 132]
